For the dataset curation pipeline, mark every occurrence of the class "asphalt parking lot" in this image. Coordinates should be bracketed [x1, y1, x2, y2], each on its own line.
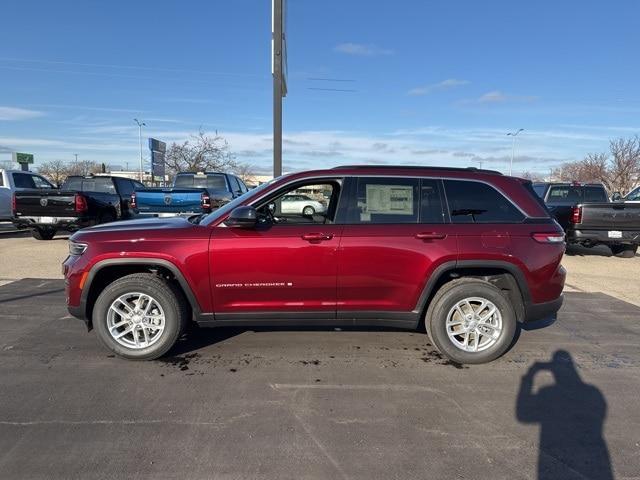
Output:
[1, 231, 639, 479]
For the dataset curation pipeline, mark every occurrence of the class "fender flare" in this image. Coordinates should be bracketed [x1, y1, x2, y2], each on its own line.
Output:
[412, 260, 531, 314]
[79, 258, 203, 320]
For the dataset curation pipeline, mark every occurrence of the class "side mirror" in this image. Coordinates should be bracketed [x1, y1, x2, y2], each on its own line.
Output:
[611, 192, 622, 202]
[226, 206, 257, 228]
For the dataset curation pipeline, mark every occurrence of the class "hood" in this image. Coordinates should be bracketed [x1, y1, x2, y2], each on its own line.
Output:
[70, 216, 194, 240]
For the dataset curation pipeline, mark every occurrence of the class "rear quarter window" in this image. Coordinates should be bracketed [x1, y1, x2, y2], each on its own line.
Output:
[444, 180, 525, 223]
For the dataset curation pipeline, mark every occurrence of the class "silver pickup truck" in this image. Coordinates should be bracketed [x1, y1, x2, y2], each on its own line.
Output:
[0, 169, 56, 221]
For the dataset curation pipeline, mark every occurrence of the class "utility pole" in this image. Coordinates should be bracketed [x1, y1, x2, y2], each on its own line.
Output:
[134, 118, 146, 182]
[507, 128, 524, 176]
[272, 0, 286, 178]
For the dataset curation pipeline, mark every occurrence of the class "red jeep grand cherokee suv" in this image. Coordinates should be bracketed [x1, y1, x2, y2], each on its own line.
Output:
[63, 165, 566, 364]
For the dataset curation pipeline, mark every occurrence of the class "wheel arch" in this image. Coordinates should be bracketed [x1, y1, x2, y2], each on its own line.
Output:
[415, 260, 530, 323]
[81, 258, 202, 328]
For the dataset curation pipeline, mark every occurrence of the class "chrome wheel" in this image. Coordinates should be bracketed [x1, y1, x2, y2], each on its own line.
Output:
[445, 297, 503, 353]
[106, 292, 165, 350]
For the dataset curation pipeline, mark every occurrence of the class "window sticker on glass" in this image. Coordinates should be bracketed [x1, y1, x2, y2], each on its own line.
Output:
[365, 185, 414, 215]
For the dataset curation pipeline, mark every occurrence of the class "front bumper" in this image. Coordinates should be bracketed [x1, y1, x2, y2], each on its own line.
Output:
[568, 228, 640, 245]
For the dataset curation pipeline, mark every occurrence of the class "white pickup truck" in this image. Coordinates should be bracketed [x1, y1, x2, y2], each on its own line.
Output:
[0, 169, 56, 221]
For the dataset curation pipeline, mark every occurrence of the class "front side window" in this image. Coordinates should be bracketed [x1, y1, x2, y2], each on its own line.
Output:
[444, 180, 524, 223]
[256, 181, 339, 225]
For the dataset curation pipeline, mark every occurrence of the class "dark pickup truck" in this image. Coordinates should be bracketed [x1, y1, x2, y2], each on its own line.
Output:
[132, 172, 249, 217]
[13, 175, 144, 240]
[533, 182, 640, 257]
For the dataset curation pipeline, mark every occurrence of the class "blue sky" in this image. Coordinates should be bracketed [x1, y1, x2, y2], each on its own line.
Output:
[1, 0, 640, 175]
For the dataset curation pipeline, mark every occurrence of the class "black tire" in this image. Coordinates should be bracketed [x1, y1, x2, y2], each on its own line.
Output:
[31, 227, 57, 240]
[92, 273, 188, 360]
[425, 278, 517, 365]
[610, 244, 637, 258]
[302, 206, 315, 216]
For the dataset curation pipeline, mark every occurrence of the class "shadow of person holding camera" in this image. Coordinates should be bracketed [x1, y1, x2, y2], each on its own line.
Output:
[516, 350, 613, 480]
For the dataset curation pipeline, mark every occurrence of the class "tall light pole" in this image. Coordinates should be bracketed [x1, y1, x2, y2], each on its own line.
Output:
[133, 118, 146, 182]
[272, 0, 286, 178]
[506, 128, 524, 176]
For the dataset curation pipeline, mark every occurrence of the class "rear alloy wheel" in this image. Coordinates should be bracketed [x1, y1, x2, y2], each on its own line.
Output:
[425, 278, 517, 364]
[302, 206, 315, 216]
[93, 273, 188, 360]
[31, 227, 57, 240]
[610, 244, 637, 258]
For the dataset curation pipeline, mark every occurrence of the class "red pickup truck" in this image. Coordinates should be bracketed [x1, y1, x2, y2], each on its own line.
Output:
[63, 165, 566, 364]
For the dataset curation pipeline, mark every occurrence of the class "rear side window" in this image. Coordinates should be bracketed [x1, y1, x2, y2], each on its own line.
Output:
[444, 180, 524, 223]
[584, 186, 607, 202]
[114, 178, 134, 196]
[32, 175, 54, 189]
[350, 177, 420, 224]
[12, 173, 36, 189]
[627, 187, 640, 201]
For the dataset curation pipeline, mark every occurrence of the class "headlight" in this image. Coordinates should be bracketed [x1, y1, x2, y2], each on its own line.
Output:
[69, 241, 88, 256]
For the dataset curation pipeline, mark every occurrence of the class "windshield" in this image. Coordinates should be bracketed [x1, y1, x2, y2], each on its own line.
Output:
[200, 179, 277, 226]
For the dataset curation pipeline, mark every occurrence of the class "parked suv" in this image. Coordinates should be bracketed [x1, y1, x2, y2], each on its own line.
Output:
[63, 166, 566, 364]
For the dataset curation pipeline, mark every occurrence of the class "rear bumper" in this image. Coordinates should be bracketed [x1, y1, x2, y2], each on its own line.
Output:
[568, 228, 640, 245]
[13, 216, 93, 231]
[523, 295, 564, 322]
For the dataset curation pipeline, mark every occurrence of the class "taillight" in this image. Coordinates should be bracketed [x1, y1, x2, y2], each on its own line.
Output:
[201, 192, 211, 211]
[11, 193, 16, 215]
[75, 194, 88, 213]
[570, 206, 582, 224]
[130, 192, 137, 209]
[532, 232, 565, 244]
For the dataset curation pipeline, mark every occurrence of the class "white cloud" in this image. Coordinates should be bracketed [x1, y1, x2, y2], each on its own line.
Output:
[408, 79, 469, 96]
[0, 106, 45, 121]
[334, 43, 394, 56]
[466, 90, 538, 104]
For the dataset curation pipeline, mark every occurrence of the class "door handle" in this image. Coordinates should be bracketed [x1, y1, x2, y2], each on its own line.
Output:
[415, 232, 447, 240]
[301, 232, 334, 242]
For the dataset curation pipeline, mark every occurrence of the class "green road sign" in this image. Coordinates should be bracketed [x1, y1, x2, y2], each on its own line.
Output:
[12, 152, 34, 164]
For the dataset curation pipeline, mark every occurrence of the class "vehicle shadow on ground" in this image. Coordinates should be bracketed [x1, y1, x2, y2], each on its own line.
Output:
[516, 350, 613, 480]
[565, 244, 612, 257]
[168, 324, 417, 357]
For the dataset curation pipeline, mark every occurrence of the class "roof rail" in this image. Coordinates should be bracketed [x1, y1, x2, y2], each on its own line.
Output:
[331, 165, 503, 175]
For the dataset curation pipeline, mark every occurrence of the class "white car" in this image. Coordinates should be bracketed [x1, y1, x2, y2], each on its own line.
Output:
[281, 194, 326, 215]
[623, 186, 640, 203]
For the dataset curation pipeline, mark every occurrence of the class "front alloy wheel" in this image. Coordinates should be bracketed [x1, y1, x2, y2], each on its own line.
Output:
[93, 273, 188, 360]
[107, 293, 166, 349]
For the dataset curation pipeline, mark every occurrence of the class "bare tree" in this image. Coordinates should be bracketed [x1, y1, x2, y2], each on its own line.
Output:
[0, 159, 15, 170]
[165, 130, 237, 176]
[609, 136, 640, 195]
[233, 162, 258, 185]
[66, 160, 103, 177]
[38, 160, 69, 186]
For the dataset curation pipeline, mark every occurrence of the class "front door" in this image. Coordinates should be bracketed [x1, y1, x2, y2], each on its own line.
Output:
[210, 179, 344, 318]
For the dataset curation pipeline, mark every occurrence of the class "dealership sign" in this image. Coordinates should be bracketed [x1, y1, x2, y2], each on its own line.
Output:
[12, 152, 34, 164]
[148, 138, 166, 177]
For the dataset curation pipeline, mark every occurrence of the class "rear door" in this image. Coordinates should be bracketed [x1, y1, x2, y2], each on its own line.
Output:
[336, 176, 457, 319]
